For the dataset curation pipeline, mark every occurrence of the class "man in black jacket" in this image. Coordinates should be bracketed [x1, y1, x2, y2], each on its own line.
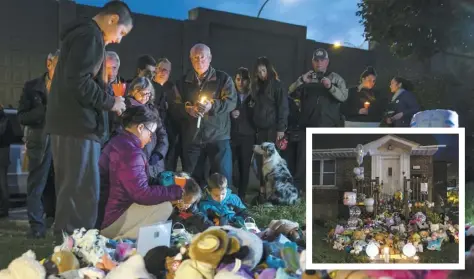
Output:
[0, 105, 14, 219]
[288, 48, 348, 192]
[18, 50, 59, 238]
[44, 1, 132, 235]
[169, 44, 237, 186]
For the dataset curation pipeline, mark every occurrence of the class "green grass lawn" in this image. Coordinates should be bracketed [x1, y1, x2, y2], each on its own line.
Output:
[312, 224, 459, 264]
[0, 202, 307, 268]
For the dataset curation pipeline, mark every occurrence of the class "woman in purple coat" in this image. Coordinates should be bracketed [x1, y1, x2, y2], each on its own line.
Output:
[98, 105, 183, 240]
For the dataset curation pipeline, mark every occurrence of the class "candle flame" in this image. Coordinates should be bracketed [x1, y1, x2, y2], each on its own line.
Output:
[200, 97, 207, 103]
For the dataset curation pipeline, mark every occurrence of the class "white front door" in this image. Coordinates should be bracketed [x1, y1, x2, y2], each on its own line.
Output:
[381, 157, 401, 196]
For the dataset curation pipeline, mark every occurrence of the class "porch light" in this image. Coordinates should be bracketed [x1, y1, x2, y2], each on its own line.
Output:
[366, 242, 379, 259]
[402, 243, 416, 258]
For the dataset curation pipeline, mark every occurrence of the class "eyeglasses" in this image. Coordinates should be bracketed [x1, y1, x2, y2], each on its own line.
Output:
[144, 124, 156, 134]
[138, 91, 151, 97]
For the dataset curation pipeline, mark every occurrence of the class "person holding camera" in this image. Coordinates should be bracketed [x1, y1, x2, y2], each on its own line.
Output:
[288, 48, 348, 192]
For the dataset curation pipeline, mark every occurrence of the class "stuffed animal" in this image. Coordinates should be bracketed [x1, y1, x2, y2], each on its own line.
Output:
[174, 229, 243, 279]
[350, 240, 367, 255]
[143, 246, 183, 279]
[105, 254, 151, 279]
[59, 228, 109, 267]
[215, 259, 254, 279]
[332, 237, 345, 251]
[352, 230, 365, 241]
[48, 250, 80, 274]
[208, 225, 262, 270]
[413, 241, 423, 252]
[0, 250, 45, 279]
[166, 256, 181, 279]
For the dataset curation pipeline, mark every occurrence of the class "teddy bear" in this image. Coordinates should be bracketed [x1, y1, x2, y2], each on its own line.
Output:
[332, 237, 345, 251]
[0, 250, 45, 279]
[352, 230, 365, 241]
[208, 225, 262, 270]
[174, 228, 244, 279]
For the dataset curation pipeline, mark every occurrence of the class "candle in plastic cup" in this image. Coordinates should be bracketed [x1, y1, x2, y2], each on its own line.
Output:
[364, 101, 370, 109]
[175, 177, 187, 188]
[112, 83, 126, 97]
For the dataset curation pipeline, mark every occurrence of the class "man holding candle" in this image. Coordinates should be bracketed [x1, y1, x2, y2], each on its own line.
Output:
[169, 43, 237, 186]
[44, 0, 132, 236]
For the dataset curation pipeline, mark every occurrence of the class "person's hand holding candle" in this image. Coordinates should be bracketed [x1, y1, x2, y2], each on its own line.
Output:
[112, 82, 126, 97]
[197, 96, 212, 114]
[359, 101, 370, 115]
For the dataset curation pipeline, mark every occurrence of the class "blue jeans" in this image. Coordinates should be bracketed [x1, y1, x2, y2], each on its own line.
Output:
[183, 140, 232, 187]
[26, 135, 52, 234]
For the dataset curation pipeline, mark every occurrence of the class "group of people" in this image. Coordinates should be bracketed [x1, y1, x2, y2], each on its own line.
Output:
[0, 0, 422, 241]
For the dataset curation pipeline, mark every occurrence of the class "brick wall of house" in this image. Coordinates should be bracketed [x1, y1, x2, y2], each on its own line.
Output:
[410, 155, 434, 200]
[312, 156, 372, 221]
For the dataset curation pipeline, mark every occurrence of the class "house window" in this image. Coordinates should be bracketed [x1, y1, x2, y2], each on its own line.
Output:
[312, 159, 336, 187]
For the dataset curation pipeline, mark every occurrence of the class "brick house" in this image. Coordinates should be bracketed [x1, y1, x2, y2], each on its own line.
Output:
[311, 135, 450, 221]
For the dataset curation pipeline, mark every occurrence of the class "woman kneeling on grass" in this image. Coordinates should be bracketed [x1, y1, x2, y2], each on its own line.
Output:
[98, 105, 183, 240]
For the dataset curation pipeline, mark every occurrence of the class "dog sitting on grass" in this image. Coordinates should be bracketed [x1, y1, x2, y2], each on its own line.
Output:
[253, 142, 299, 205]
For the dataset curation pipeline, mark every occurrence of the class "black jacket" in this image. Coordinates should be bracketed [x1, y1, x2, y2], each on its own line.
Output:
[170, 67, 237, 145]
[169, 203, 213, 234]
[342, 87, 388, 122]
[45, 19, 115, 142]
[251, 79, 289, 132]
[153, 81, 172, 124]
[18, 73, 51, 147]
[385, 90, 420, 127]
[18, 74, 48, 129]
[292, 72, 347, 127]
[231, 92, 256, 137]
[0, 108, 14, 148]
[286, 96, 301, 142]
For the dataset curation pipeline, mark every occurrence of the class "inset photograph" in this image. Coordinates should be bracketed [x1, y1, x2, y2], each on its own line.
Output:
[305, 128, 465, 270]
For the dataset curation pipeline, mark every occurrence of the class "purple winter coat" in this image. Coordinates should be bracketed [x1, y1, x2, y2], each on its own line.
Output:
[99, 130, 183, 229]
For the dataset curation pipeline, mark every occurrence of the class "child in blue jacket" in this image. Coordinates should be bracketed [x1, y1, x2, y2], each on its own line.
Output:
[199, 173, 249, 228]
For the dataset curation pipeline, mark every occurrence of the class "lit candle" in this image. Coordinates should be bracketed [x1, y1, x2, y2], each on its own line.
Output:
[383, 247, 390, 263]
[364, 101, 370, 109]
[197, 96, 207, 128]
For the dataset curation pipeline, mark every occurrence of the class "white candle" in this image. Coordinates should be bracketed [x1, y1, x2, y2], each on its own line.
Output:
[197, 97, 207, 128]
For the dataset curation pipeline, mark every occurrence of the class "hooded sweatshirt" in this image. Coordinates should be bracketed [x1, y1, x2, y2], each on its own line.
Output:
[45, 19, 115, 142]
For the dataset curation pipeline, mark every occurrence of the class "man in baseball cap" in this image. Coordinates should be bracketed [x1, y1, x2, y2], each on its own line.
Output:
[312, 48, 329, 60]
[287, 47, 348, 192]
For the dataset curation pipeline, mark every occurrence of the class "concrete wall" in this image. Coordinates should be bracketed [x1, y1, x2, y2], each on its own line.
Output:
[0, 0, 372, 108]
[0, 0, 59, 108]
